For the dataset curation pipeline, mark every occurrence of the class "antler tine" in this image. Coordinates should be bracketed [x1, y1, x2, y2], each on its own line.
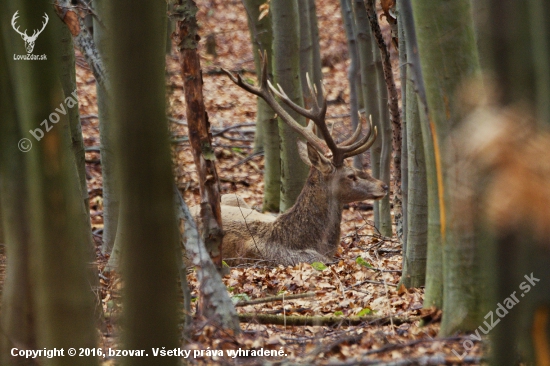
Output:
[343, 121, 378, 158]
[222, 51, 329, 156]
[338, 115, 375, 153]
[338, 112, 363, 146]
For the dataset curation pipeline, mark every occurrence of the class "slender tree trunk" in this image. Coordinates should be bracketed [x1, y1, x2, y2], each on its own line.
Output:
[397, 2, 408, 247]
[373, 35, 393, 237]
[271, 0, 309, 211]
[308, 0, 323, 107]
[243, 0, 280, 212]
[366, 0, 401, 239]
[93, 0, 119, 256]
[175, 190, 240, 334]
[0, 36, 36, 366]
[401, 79, 428, 288]
[299, 0, 313, 104]
[398, 0, 442, 308]
[108, 0, 180, 363]
[352, 0, 386, 230]
[412, 0, 483, 335]
[340, 0, 362, 169]
[397, 0, 428, 289]
[175, 0, 225, 268]
[2, 3, 98, 364]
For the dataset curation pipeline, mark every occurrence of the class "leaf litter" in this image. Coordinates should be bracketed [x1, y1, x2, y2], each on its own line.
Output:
[71, 0, 484, 364]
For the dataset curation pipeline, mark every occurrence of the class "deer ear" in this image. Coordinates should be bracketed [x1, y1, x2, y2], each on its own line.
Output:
[299, 141, 333, 174]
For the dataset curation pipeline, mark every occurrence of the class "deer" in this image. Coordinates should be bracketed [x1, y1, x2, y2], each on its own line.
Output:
[191, 52, 388, 266]
[11, 11, 49, 54]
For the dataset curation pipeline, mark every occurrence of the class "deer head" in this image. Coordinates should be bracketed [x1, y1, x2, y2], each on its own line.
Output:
[222, 51, 388, 206]
[11, 11, 49, 54]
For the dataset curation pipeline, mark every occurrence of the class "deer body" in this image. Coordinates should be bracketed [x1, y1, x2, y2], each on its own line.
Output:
[191, 52, 388, 266]
[193, 146, 387, 266]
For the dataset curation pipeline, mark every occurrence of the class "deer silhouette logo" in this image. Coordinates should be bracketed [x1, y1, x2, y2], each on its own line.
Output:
[11, 11, 49, 54]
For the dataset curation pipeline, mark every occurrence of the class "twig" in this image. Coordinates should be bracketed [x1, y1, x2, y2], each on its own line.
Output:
[235, 292, 318, 307]
[238, 313, 418, 327]
[346, 279, 397, 289]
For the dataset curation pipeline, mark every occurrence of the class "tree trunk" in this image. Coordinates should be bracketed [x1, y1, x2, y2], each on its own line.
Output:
[175, 189, 240, 334]
[175, 0, 225, 267]
[373, 35, 393, 238]
[366, 0, 401, 239]
[308, 0, 323, 107]
[398, 0, 442, 308]
[339, 0, 362, 169]
[397, 2, 408, 247]
[298, 0, 313, 104]
[242, 0, 280, 212]
[0, 35, 36, 366]
[108, 0, 180, 363]
[2, 3, 98, 364]
[352, 0, 387, 232]
[411, 0, 483, 336]
[271, 0, 309, 211]
[93, 0, 119, 255]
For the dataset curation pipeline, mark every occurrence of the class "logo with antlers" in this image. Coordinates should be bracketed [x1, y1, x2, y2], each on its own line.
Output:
[11, 11, 49, 54]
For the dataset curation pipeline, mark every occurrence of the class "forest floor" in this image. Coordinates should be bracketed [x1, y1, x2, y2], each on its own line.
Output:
[0, 0, 484, 365]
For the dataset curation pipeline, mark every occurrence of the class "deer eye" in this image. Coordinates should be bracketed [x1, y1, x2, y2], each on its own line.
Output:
[347, 174, 356, 181]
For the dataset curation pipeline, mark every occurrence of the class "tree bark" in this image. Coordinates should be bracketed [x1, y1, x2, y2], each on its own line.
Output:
[411, 0, 483, 336]
[0, 34, 36, 366]
[2, 3, 99, 364]
[108, 0, 180, 363]
[93, 0, 119, 256]
[365, 0, 402, 240]
[175, 0, 225, 267]
[340, 0, 362, 169]
[352, 0, 389, 233]
[242, 0, 280, 212]
[271, 0, 309, 211]
[175, 189, 240, 334]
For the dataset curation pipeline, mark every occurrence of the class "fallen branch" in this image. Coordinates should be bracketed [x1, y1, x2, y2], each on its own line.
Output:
[235, 292, 318, 307]
[319, 354, 482, 365]
[238, 314, 418, 327]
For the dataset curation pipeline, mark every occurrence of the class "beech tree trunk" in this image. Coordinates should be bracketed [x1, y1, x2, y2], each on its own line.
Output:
[340, 0, 362, 169]
[412, 0, 483, 336]
[175, 0, 224, 267]
[108, 0, 180, 363]
[352, 0, 390, 234]
[243, 0, 280, 212]
[271, 0, 309, 211]
[93, 0, 120, 256]
[2, 3, 98, 364]
[365, 0, 402, 240]
[0, 34, 36, 365]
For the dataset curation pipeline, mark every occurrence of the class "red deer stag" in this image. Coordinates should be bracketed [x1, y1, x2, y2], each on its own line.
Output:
[192, 53, 388, 266]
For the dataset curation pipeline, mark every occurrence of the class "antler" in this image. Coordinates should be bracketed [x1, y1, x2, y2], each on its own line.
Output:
[11, 11, 27, 38]
[222, 51, 377, 167]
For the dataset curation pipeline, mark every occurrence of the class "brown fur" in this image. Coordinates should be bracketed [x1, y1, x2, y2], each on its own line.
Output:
[191, 144, 388, 266]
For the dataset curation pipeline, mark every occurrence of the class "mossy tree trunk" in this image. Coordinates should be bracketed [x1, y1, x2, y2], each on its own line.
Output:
[271, 0, 309, 211]
[396, 0, 428, 289]
[412, 0, 483, 335]
[243, 0, 280, 212]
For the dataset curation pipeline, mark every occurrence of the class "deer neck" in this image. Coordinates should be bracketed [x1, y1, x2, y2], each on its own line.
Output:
[268, 168, 343, 257]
